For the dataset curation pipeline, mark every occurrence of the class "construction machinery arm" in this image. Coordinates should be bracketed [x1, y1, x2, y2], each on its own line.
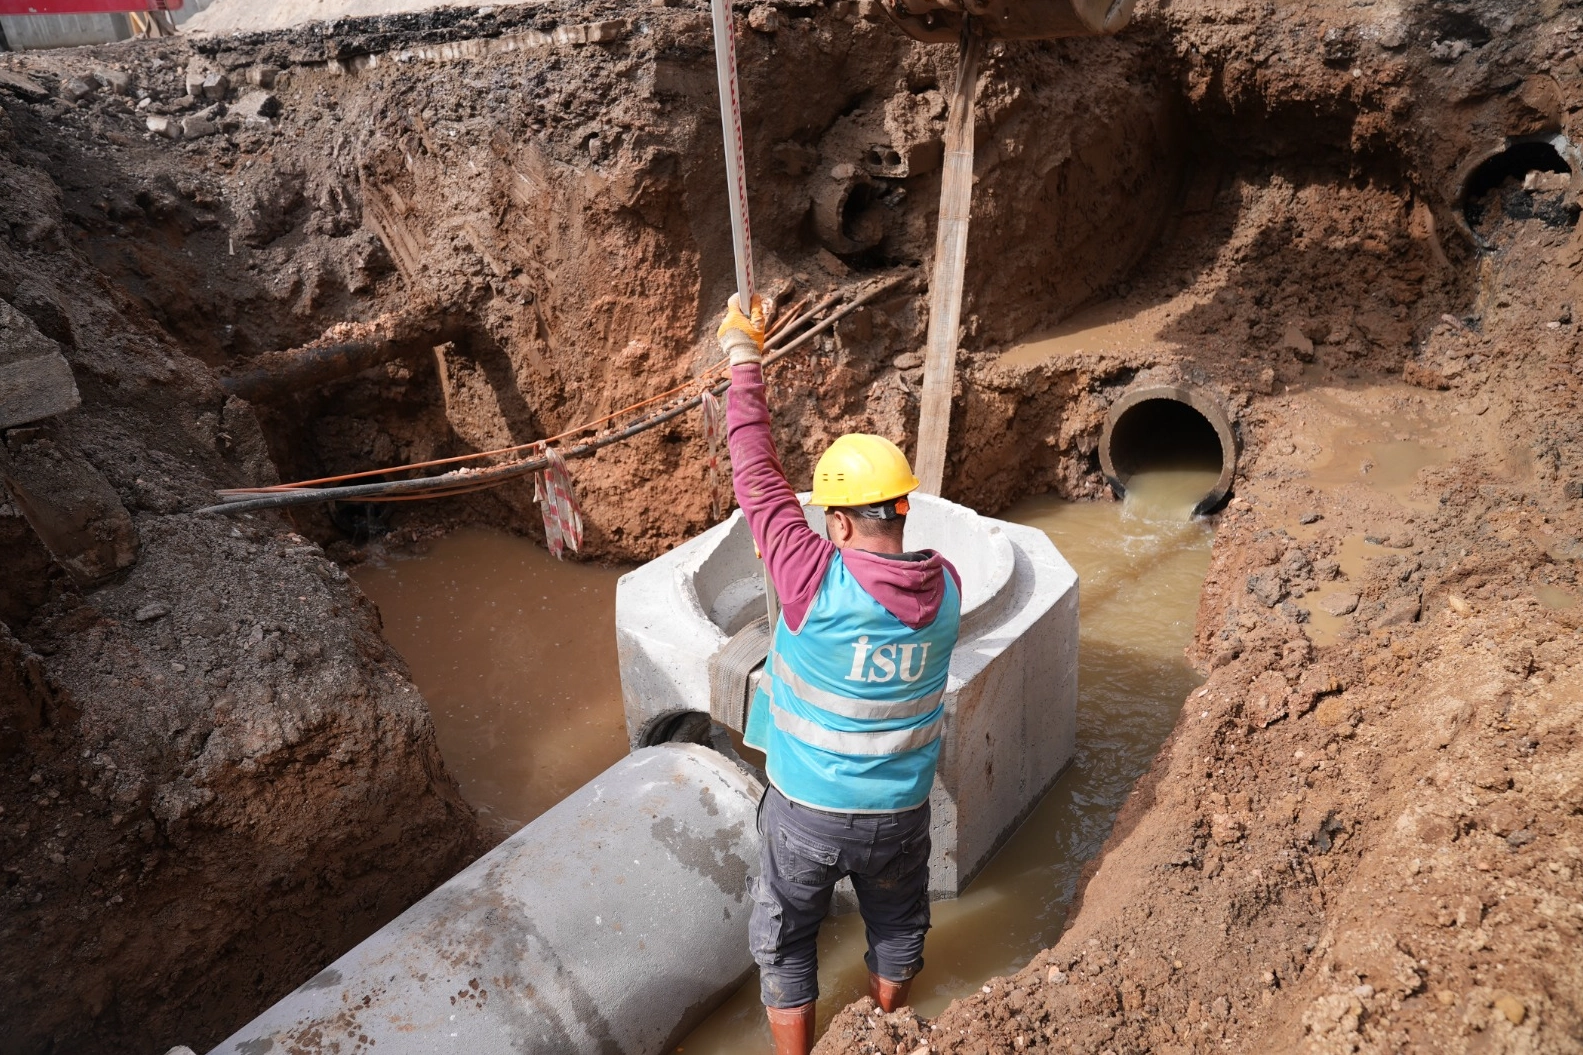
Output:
[881, 0, 1134, 43]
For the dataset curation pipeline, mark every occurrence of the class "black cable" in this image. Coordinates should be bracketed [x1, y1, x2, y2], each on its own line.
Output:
[196, 274, 909, 516]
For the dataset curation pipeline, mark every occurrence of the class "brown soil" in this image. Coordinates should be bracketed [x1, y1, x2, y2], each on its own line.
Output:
[0, 0, 1580, 1051]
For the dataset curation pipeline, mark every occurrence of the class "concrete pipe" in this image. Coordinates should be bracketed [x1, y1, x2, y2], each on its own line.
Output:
[206, 744, 762, 1055]
[1452, 133, 1582, 249]
[1099, 383, 1237, 516]
[812, 167, 887, 256]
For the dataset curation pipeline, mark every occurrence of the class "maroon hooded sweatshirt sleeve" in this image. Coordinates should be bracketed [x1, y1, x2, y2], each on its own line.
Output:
[726, 362, 960, 632]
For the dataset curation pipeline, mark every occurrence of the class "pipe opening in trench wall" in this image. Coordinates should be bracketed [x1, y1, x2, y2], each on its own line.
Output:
[1456, 134, 1581, 247]
[1098, 383, 1237, 516]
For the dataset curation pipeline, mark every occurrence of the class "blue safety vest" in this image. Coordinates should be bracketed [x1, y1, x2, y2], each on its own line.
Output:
[743, 552, 960, 813]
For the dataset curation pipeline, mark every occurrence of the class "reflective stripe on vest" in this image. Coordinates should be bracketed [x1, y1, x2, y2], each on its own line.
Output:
[770, 652, 945, 722]
[769, 699, 944, 756]
[755, 551, 961, 813]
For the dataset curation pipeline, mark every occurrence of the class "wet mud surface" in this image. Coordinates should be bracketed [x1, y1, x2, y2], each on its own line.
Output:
[1, 0, 1582, 1051]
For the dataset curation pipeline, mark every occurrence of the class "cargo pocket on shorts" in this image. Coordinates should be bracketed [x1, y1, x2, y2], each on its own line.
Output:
[775, 826, 840, 886]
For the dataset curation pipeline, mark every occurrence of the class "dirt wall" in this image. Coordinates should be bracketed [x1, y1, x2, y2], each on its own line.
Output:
[32, 1, 1191, 560]
[0, 57, 483, 1055]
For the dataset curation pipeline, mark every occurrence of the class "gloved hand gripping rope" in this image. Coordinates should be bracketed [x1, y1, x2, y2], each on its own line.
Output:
[702, 294, 769, 518]
[716, 293, 767, 365]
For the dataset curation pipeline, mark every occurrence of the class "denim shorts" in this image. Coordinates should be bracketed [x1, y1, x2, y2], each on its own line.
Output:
[748, 785, 931, 1007]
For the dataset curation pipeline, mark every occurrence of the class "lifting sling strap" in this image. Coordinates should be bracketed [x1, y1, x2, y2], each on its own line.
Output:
[708, 0, 782, 634]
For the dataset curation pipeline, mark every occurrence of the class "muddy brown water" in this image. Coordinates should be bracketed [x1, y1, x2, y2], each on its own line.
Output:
[994, 299, 1161, 367]
[352, 526, 630, 833]
[351, 474, 1215, 1051]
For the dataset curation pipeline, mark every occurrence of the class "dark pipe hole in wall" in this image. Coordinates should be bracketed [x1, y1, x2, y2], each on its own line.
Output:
[1107, 398, 1225, 479]
[1463, 140, 1578, 231]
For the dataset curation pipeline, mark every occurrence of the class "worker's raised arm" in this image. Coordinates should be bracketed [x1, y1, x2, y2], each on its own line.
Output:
[719, 297, 835, 632]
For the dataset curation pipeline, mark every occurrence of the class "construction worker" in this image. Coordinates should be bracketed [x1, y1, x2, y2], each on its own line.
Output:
[718, 296, 962, 1055]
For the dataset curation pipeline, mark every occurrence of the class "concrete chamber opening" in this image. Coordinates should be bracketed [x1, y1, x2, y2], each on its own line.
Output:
[1099, 384, 1237, 515]
[638, 709, 715, 747]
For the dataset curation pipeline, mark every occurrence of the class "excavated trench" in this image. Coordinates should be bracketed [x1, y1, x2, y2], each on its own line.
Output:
[345, 454, 1216, 1052]
[8, 1, 1583, 1053]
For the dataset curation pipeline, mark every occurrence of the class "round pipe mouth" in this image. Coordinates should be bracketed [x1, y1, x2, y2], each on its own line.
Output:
[812, 170, 886, 256]
[638, 709, 715, 748]
[1098, 383, 1238, 516]
[1452, 133, 1582, 249]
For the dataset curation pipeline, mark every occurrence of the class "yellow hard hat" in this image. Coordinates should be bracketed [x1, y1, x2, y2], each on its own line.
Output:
[809, 434, 920, 508]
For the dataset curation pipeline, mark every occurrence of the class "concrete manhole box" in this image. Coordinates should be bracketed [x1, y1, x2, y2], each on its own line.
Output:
[616, 492, 1078, 898]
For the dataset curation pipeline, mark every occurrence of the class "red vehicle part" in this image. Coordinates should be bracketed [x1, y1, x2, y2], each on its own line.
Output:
[0, 0, 181, 13]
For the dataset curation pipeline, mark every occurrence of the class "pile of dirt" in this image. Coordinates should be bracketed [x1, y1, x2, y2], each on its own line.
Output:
[0, 35, 487, 1055]
[0, 0, 1580, 1050]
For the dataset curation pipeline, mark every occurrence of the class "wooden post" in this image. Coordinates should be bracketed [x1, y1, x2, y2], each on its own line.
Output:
[912, 22, 981, 496]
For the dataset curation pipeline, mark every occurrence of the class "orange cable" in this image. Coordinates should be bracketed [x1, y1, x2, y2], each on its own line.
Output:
[217, 294, 838, 496]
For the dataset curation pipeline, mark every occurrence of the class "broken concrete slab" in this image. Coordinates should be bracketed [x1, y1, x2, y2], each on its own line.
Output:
[0, 70, 50, 102]
[181, 109, 222, 139]
[232, 90, 280, 122]
[0, 300, 80, 429]
[0, 429, 138, 588]
[200, 72, 230, 101]
[93, 68, 133, 96]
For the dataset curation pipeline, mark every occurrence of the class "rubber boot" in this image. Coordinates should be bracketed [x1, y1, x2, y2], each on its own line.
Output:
[765, 1001, 816, 1055]
[869, 971, 912, 1013]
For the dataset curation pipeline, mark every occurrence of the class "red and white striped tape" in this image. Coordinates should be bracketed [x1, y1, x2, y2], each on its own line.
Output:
[534, 447, 584, 559]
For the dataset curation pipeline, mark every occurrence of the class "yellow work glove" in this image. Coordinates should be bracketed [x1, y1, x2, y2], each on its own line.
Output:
[717, 293, 766, 366]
